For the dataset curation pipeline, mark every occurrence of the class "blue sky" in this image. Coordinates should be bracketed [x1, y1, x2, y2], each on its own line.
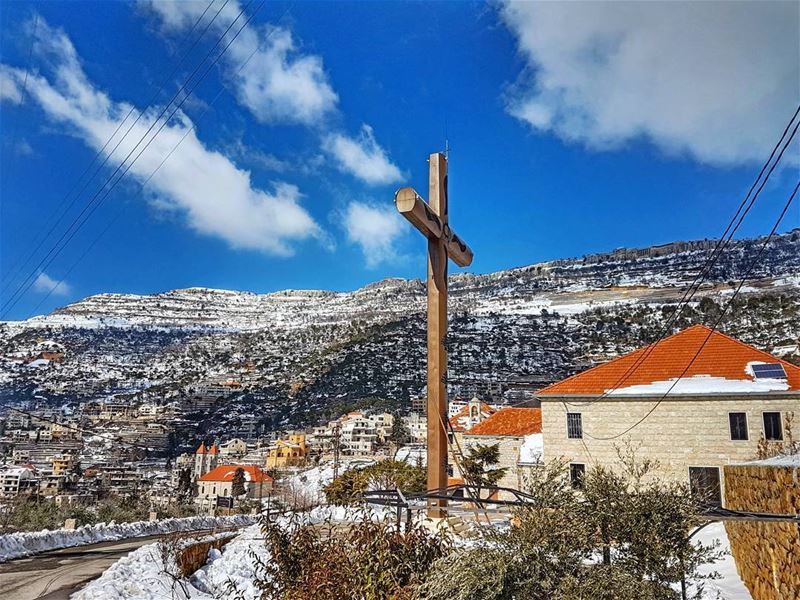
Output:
[1, 0, 798, 320]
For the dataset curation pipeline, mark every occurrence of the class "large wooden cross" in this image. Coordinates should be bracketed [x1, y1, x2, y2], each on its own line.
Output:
[395, 152, 473, 518]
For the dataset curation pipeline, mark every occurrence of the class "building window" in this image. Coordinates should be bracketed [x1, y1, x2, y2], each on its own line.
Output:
[569, 463, 585, 489]
[728, 412, 748, 441]
[763, 412, 783, 441]
[567, 413, 583, 439]
[689, 467, 721, 507]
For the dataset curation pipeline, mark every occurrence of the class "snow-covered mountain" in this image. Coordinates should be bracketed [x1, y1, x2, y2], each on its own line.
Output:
[1, 230, 798, 439]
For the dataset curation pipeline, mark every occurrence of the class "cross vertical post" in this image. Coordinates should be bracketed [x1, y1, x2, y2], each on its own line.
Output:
[427, 153, 448, 519]
[394, 152, 473, 520]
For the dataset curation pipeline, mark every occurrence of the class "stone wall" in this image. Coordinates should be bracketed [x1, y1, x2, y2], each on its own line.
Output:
[177, 533, 236, 577]
[723, 462, 799, 600]
[540, 395, 800, 502]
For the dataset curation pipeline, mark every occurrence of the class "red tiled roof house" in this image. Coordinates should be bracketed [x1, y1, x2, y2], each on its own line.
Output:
[197, 464, 273, 504]
[537, 325, 800, 504]
[456, 407, 543, 500]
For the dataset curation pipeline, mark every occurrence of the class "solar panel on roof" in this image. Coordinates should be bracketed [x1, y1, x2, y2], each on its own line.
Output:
[751, 363, 787, 379]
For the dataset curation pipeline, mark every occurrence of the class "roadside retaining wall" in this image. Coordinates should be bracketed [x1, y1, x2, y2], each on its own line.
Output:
[177, 533, 236, 577]
[723, 460, 800, 600]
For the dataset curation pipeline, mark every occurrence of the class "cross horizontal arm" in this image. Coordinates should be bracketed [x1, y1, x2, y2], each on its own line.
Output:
[395, 187, 474, 268]
[395, 187, 443, 239]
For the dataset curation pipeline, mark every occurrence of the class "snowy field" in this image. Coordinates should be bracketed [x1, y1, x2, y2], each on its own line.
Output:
[0, 514, 255, 563]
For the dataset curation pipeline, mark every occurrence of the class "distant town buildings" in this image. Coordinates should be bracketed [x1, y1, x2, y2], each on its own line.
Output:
[266, 434, 309, 468]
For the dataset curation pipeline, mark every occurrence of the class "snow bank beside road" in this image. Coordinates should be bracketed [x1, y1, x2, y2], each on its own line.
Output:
[0, 514, 255, 563]
[75, 523, 271, 600]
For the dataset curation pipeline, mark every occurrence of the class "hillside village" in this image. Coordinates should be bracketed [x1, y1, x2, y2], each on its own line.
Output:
[0, 234, 798, 518]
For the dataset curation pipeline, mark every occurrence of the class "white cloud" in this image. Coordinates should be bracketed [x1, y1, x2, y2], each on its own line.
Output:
[342, 201, 404, 268]
[500, 1, 800, 165]
[0, 65, 23, 104]
[141, 0, 338, 125]
[33, 272, 71, 296]
[3, 18, 324, 256]
[13, 139, 35, 156]
[323, 125, 403, 186]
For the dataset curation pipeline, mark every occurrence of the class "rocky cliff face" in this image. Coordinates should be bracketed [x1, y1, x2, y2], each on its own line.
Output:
[1, 230, 798, 436]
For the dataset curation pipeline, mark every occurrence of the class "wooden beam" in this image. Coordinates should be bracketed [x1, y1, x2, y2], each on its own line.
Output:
[395, 187, 443, 239]
[396, 187, 474, 268]
[443, 228, 474, 268]
[426, 152, 449, 519]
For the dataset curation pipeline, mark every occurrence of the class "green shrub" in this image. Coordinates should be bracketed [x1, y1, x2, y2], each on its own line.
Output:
[249, 511, 450, 600]
[323, 460, 425, 505]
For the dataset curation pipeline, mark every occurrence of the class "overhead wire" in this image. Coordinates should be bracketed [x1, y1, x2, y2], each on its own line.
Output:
[25, 1, 295, 314]
[584, 178, 799, 441]
[560, 104, 800, 407]
[1, 0, 223, 294]
[1, 0, 262, 318]
[1, 0, 246, 315]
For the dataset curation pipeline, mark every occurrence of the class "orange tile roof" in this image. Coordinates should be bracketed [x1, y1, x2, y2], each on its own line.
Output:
[196, 443, 207, 454]
[465, 407, 542, 437]
[538, 324, 800, 396]
[199, 464, 272, 483]
[208, 444, 219, 455]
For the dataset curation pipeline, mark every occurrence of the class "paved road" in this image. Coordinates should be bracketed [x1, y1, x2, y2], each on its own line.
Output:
[0, 535, 163, 600]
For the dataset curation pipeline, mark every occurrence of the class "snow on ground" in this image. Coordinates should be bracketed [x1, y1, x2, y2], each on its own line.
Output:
[71, 508, 753, 599]
[395, 445, 426, 466]
[191, 523, 269, 599]
[608, 375, 789, 395]
[519, 433, 543, 465]
[0, 514, 255, 563]
[691, 522, 752, 600]
[71, 530, 244, 600]
[283, 458, 375, 504]
[75, 507, 394, 600]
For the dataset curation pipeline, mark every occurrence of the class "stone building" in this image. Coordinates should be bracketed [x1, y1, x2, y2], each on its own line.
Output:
[194, 442, 219, 478]
[537, 325, 800, 504]
[458, 407, 543, 499]
[197, 464, 273, 503]
[266, 434, 309, 468]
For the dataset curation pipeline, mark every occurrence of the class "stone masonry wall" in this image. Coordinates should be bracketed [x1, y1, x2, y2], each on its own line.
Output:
[723, 463, 799, 600]
[540, 396, 800, 501]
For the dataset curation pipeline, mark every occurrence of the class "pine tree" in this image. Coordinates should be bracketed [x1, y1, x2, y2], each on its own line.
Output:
[231, 467, 247, 497]
[388, 414, 409, 458]
[461, 443, 507, 500]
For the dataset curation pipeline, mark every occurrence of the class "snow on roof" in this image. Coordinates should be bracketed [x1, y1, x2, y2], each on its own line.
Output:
[465, 408, 542, 437]
[519, 433, 544, 465]
[606, 375, 789, 396]
[199, 465, 272, 483]
[538, 325, 800, 396]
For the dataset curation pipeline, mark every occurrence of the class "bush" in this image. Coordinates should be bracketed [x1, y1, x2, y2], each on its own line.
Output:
[8, 497, 63, 531]
[323, 460, 425, 505]
[251, 511, 450, 600]
[421, 451, 724, 600]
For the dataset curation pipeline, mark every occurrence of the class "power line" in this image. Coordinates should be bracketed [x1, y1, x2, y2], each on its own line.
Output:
[561, 104, 800, 407]
[1, 0, 243, 315]
[585, 179, 798, 441]
[1, 0, 223, 294]
[25, 1, 296, 316]
[1, 0, 261, 318]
